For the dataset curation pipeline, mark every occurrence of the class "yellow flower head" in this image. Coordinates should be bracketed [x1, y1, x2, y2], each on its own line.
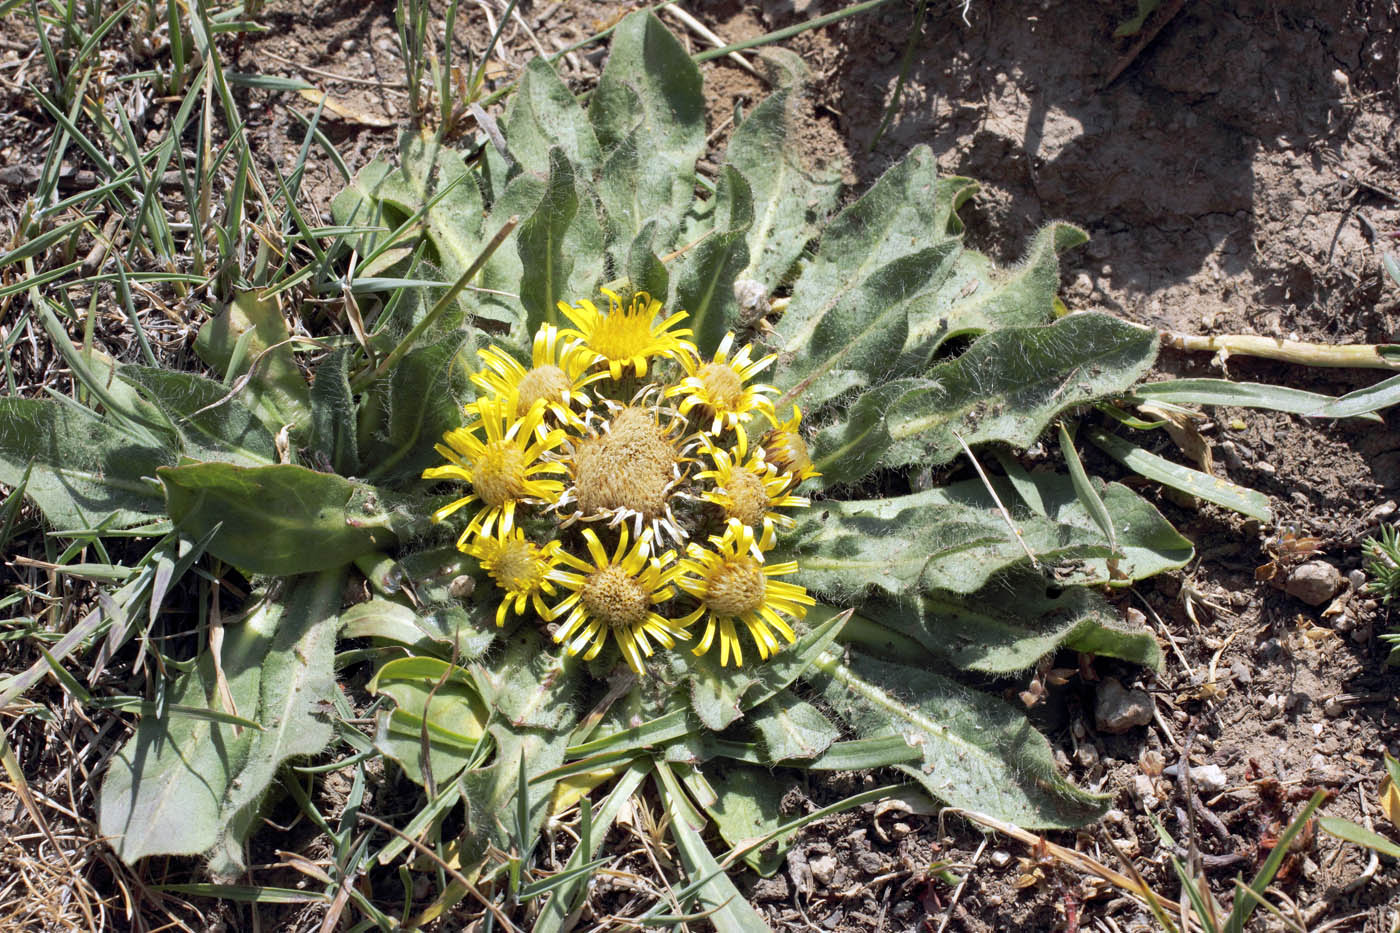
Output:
[762, 405, 819, 485]
[466, 527, 568, 627]
[696, 432, 809, 551]
[666, 332, 777, 434]
[550, 526, 687, 673]
[422, 396, 568, 543]
[471, 325, 605, 435]
[558, 288, 696, 380]
[676, 519, 814, 667]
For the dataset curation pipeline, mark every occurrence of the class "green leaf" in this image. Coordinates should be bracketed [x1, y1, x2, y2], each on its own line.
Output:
[330, 132, 520, 329]
[785, 488, 1104, 599]
[117, 366, 278, 465]
[158, 462, 407, 574]
[902, 221, 1090, 366]
[195, 291, 312, 436]
[340, 596, 496, 659]
[770, 147, 970, 407]
[726, 78, 842, 291]
[502, 56, 602, 177]
[1132, 377, 1382, 421]
[671, 166, 753, 355]
[1085, 426, 1273, 522]
[684, 648, 762, 731]
[704, 764, 797, 876]
[748, 688, 838, 762]
[1306, 372, 1400, 419]
[308, 349, 358, 475]
[0, 398, 170, 529]
[516, 146, 605, 331]
[626, 219, 669, 300]
[368, 656, 488, 787]
[99, 570, 344, 868]
[360, 330, 473, 484]
[810, 651, 1108, 828]
[815, 312, 1160, 486]
[1318, 816, 1400, 859]
[588, 10, 705, 254]
[470, 628, 578, 731]
[861, 573, 1162, 674]
[459, 722, 572, 863]
[658, 765, 775, 933]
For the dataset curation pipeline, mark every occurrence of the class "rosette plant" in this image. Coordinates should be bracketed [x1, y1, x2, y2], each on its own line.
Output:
[5, 9, 1273, 928]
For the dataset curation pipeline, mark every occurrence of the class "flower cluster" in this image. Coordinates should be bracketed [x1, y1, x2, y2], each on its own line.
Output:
[423, 288, 817, 672]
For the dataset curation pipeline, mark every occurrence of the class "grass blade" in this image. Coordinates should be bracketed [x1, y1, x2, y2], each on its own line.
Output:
[1085, 426, 1271, 522]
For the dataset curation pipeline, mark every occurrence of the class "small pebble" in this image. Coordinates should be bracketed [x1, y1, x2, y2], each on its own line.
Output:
[1230, 661, 1252, 684]
[1254, 461, 1276, 474]
[1324, 696, 1346, 717]
[1095, 677, 1154, 733]
[990, 850, 1012, 868]
[1348, 569, 1367, 591]
[809, 854, 837, 886]
[1285, 560, 1342, 606]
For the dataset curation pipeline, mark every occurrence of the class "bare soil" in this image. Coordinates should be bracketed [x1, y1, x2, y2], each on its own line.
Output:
[2, 1, 1399, 931]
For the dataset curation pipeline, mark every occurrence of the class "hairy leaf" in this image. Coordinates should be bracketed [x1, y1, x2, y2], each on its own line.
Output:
[862, 573, 1161, 674]
[517, 147, 605, 331]
[360, 330, 472, 484]
[195, 291, 312, 437]
[770, 147, 976, 407]
[704, 764, 797, 875]
[308, 349, 357, 475]
[814, 313, 1159, 486]
[588, 11, 705, 255]
[99, 571, 343, 868]
[502, 56, 602, 177]
[158, 463, 408, 574]
[117, 366, 277, 466]
[748, 688, 838, 762]
[0, 398, 170, 529]
[671, 165, 753, 355]
[725, 76, 842, 291]
[810, 651, 1108, 828]
[330, 133, 521, 329]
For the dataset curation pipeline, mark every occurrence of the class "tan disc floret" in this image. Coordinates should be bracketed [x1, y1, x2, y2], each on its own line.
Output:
[423, 290, 820, 673]
[555, 395, 694, 545]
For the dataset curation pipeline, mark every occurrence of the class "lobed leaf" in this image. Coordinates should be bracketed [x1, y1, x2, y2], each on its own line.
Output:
[814, 312, 1160, 486]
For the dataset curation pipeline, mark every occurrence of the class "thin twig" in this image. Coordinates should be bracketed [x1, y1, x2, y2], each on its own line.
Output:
[1163, 330, 1400, 370]
[953, 430, 1041, 571]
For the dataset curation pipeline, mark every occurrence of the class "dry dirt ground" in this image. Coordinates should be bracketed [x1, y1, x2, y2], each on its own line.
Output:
[2, 1, 1400, 931]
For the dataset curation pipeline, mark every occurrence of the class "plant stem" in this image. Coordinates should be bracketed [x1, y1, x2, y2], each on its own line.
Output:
[349, 215, 518, 392]
[1163, 331, 1400, 370]
[691, 0, 899, 63]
